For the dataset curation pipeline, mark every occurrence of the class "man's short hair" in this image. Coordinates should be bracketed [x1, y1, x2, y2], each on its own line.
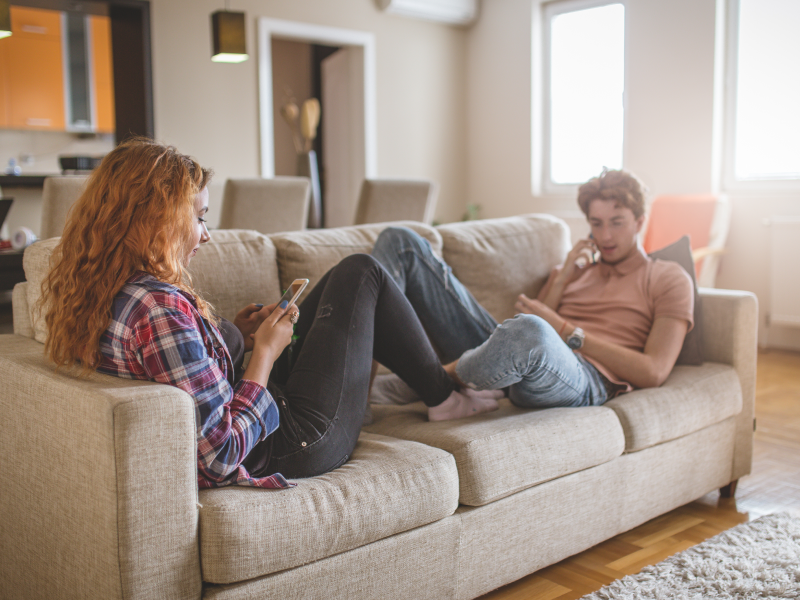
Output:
[577, 168, 647, 219]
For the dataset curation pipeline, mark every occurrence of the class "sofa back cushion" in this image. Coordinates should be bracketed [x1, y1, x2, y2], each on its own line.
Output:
[188, 229, 282, 321]
[20, 230, 280, 343]
[270, 221, 441, 304]
[437, 214, 571, 322]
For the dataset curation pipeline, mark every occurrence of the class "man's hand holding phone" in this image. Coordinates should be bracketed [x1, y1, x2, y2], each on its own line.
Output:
[564, 237, 598, 276]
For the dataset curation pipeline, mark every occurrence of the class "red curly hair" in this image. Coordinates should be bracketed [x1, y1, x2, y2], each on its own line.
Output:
[41, 138, 214, 373]
[577, 168, 647, 219]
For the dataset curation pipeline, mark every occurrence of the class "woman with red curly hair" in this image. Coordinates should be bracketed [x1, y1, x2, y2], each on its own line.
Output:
[41, 138, 498, 489]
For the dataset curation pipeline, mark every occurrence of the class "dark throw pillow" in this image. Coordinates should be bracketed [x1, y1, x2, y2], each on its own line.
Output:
[648, 235, 704, 366]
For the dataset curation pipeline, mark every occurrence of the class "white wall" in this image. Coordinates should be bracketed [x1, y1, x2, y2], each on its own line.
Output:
[466, 0, 719, 215]
[149, 0, 469, 227]
[465, 0, 534, 220]
[714, 194, 800, 350]
[464, 0, 800, 349]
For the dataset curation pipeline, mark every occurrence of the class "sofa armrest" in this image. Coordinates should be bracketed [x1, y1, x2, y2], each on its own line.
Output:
[698, 288, 758, 482]
[12, 282, 34, 338]
[0, 334, 202, 600]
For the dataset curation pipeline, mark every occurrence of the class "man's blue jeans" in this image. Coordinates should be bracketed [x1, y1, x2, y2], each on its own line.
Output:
[371, 227, 609, 408]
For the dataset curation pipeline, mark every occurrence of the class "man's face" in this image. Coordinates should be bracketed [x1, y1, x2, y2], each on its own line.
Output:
[587, 198, 644, 265]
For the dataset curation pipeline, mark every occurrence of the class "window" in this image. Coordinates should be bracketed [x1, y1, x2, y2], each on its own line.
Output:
[724, 0, 800, 185]
[542, 0, 625, 191]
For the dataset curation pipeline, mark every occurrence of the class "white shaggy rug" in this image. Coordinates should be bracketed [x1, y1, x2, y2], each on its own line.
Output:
[582, 512, 800, 599]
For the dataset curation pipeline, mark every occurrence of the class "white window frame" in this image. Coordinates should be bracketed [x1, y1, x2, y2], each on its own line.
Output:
[539, 0, 627, 196]
[721, 0, 800, 192]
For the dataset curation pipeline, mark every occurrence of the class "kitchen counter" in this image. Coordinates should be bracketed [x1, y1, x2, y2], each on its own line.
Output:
[0, 175, 52, 188]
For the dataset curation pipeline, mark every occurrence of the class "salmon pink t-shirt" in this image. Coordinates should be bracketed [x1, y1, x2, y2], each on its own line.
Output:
[547, 246, 694, 390]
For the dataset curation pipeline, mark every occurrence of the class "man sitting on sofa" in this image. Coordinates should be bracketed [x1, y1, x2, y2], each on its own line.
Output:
[371, 169, 694, 409]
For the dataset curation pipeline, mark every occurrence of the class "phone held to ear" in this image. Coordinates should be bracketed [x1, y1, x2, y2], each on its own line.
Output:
[576, 235, 599, 267]
[276, 278, 310, 309]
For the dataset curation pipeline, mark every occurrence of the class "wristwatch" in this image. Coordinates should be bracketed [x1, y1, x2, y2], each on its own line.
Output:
[566, 327, 585, 350]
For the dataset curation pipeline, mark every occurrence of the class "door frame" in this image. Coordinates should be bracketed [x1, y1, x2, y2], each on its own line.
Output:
[257, 18, 377, 179]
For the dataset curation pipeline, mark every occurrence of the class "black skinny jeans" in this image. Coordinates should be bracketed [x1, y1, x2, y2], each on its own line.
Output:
[244, 254, 455, 479]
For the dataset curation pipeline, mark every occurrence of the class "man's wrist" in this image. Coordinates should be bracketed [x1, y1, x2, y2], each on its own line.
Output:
[565, 326, 585, 350]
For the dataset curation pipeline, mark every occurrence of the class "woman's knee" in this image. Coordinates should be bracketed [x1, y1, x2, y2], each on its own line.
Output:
[337, 252, 381, 275]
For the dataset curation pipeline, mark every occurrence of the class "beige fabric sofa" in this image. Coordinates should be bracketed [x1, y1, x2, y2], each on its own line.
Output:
[0, 215, 757, 600]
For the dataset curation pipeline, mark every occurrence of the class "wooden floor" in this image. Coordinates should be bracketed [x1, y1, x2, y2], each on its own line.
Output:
[479, 349, 800, 600]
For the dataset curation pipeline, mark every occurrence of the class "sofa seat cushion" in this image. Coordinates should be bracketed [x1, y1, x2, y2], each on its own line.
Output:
[364, 400, 625, 507]
[198, 432, 459, 584]
[604, 362, 743, 453]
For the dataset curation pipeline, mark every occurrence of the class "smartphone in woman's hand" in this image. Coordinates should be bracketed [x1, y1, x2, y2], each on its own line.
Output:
[276, 278, 309, 310]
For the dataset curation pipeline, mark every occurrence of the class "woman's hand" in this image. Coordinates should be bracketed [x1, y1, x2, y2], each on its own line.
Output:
[251, 303, 296, 362]
[515, 294, 565, 334]
[241, 302, 298, 387]
[234, 303, 275, 352]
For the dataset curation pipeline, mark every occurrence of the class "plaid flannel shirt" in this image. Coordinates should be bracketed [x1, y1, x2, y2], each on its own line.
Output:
[98, 272, 292, 489]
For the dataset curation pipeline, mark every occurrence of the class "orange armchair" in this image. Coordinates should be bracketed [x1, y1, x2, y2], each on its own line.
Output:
[642, 194, 731, 288]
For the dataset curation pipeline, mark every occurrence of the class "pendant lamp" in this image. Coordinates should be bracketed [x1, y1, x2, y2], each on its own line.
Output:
[211, 8, 247, 63]
[0, 0, 12, 40]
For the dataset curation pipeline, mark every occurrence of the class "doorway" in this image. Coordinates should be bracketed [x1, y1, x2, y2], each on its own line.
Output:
[258, 18, 376, 228]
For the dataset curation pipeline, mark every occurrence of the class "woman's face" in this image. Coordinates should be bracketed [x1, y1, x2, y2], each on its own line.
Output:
[187, 186, 210, 265]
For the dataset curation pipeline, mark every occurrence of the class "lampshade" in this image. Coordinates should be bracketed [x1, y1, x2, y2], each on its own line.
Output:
[211, 10, 247, 63]
[0, 0, 12, 39]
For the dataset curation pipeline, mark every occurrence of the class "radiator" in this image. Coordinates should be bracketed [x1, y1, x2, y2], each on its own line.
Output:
[767, 216, 800, 328]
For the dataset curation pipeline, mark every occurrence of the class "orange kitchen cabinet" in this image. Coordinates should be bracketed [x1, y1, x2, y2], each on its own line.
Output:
[90, 15, 114, 133]
[5, 6, 65, 130]
[9, 6, 61, 38]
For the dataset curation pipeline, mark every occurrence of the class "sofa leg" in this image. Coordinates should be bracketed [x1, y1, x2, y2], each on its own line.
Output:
[719, 480, 738, 498]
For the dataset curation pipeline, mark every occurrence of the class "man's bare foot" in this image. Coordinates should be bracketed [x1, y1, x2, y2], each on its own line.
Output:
[428, 389, 500, 421]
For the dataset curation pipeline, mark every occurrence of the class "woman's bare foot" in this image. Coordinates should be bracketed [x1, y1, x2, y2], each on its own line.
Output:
[462, 387, 504, 409]
[428, 388, 500, 421]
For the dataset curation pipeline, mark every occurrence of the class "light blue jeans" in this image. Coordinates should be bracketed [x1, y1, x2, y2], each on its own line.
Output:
[371, 227, 609, 408]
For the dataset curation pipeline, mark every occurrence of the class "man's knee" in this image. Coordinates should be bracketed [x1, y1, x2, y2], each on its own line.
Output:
[501, 314, 551, 338]
[373, 226, 426, 256]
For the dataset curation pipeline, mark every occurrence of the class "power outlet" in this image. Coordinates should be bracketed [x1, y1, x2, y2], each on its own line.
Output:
[19, 153, 35, 166]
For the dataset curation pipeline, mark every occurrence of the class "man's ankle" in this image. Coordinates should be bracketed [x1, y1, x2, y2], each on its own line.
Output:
[444, 360, 466, 388]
